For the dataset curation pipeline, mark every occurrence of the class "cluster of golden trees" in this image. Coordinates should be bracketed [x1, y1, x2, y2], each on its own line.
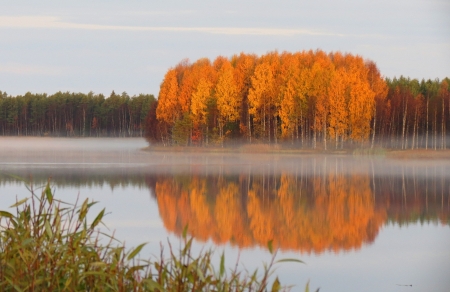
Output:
[147, 51, 450, 149]
[150, 50, 389, 148]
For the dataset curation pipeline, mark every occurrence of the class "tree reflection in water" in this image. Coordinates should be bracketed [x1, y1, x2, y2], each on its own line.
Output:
[148, 161, 450, 254]
[2, 157, 449, 254]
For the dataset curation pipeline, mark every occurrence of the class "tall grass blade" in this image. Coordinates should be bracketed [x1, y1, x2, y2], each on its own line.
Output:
[44, 183, 53, 204]
[9, 198, 29, 208]
[127, 243, 147, 261]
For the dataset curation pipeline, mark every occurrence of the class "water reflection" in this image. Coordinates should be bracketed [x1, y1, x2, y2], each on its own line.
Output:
[152, 172, 450, 253]
[1, 157, 449, 255]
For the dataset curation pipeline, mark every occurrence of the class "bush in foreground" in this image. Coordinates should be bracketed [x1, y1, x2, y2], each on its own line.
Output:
[0, 180, 309, 291]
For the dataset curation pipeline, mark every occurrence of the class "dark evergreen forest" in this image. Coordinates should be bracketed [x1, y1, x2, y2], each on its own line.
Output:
[0, 91, 155, 137]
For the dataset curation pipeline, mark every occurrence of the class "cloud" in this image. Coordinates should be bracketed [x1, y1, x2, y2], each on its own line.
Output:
[0, 16, 344, 37]
[0, 63, 64, 75]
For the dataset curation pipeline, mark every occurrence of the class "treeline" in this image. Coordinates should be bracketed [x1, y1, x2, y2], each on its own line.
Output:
[146, 50, 450, 149]
[0, 91, 155, 137]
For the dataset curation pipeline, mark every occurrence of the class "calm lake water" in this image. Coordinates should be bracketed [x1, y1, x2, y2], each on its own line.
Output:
[1, 137, 449, 291]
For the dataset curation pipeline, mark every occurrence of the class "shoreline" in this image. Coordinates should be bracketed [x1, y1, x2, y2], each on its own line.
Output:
[2, 136, 450, 160]
[144, 145, 450, 159]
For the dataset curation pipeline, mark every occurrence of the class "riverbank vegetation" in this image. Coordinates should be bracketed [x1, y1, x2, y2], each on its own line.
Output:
[146, 50, 450, 150]
[0, 180, 301, 291]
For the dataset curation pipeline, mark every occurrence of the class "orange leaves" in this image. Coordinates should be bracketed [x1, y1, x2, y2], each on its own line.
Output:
[156, 68, 179, 124]
[328, 68, 349, 143]
[348, 70, 375, 141]
[155, 50, 387, 145]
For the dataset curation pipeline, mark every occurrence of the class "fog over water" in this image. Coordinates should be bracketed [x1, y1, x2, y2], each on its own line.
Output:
[1, 137, 450, 291]
[1, 137, 450, 176]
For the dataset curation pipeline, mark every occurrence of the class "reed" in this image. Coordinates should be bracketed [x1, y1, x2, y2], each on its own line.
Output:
[0, 180, 309, 291]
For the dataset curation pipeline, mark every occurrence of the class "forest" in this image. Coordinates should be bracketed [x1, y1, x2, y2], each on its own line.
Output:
[0, 91, 155, 137]
[2, 50, 449, 149]
[147, 50, 450, 149]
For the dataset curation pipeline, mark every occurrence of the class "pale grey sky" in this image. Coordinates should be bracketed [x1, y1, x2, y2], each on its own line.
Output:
[0, 0, 449, 97]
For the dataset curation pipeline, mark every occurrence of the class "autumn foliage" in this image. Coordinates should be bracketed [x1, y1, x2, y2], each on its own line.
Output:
[147, 50, 450, 149]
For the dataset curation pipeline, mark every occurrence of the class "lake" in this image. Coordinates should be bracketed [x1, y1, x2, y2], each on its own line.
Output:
[0, 137, 449, 291]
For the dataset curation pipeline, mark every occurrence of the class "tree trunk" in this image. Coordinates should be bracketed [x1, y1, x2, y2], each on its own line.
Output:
[323, 114, 327, 151]
[401, 100, 407, 150]
[248, 114, 252, 143]
[371, 107, 376, 149]
[442, 98, 445, 149]
[426, 97, 429, 149]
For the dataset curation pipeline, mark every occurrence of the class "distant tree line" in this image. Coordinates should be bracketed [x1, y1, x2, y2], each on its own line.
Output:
[145, 50, 450, 149]
[0, 91, 155, 137]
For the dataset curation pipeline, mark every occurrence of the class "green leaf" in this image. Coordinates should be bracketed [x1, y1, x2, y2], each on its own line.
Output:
[305, 280, 310, 292]
[267, 239, 273, 254]
[271, 277, 281, 292]
[21, 238, 34, 247]
[219, 252, 225, 278]
[126, 265, 148, 277]
[44, 183, 53, 204]
[90, 208, 105, 229]
[78, 199, 88, 221]
[45, 220, 53, 238]
[90, 262, 107, 268]
[182, 224, 189, 239]
[143, 279, 163, 290]
[127, 243, 147, 261]
[9, 197, 29, 208]
[0, 210, 14, 219]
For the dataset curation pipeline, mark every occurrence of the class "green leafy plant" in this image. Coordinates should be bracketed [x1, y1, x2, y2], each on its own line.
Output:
[0, 179, 311, 291]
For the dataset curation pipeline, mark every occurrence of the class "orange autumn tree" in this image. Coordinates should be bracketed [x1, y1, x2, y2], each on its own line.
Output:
[309, 50, 334, 149]
[346, 55, 376, 142]
[154, 50, 389, 147]
[190, 78, 213, 144]
[278, 52, 300, 141]
[328, 68, 349, 148]
[248, 61, 275, 141]
[215, 59, 240, 143]
[156, 68, 179, 125]
[231, 53, 257, 140]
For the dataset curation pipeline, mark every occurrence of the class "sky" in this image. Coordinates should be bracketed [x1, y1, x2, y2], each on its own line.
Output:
[0, 0, 449, 97]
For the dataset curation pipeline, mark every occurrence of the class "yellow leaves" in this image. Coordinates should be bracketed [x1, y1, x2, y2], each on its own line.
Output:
[190, 78, 212, 126]
[248, 62, 274, 118]
[279, 76, 298, 138]
[215, 61, 240, 122]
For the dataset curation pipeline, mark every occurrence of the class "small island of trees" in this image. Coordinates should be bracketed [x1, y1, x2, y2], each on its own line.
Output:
[146, 50, 450, 150]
